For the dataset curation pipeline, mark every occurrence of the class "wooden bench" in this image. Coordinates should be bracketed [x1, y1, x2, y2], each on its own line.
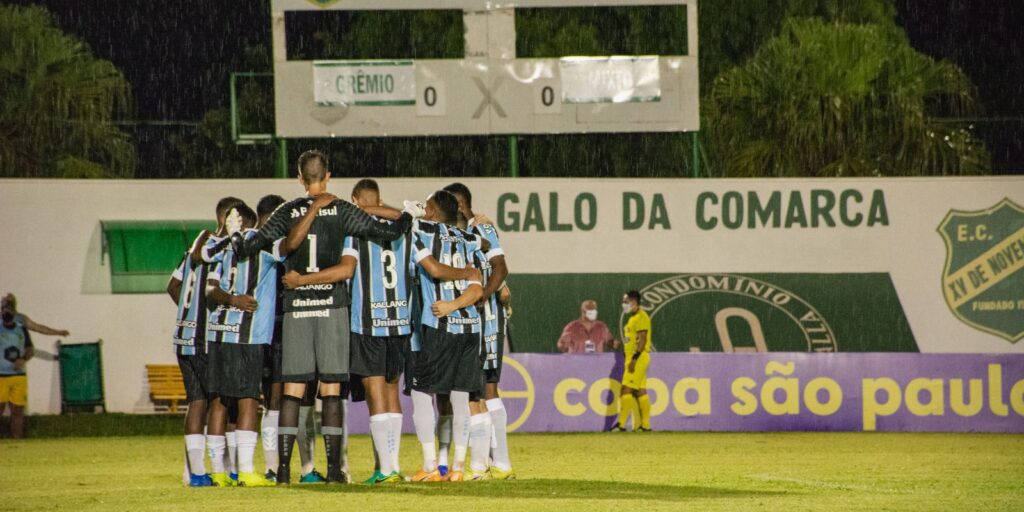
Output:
[146, 364, 187, 413]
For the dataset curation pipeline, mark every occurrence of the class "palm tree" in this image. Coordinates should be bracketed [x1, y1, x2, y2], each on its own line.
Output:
[0, 5, 134, 178]
[705, 18, 989, 177]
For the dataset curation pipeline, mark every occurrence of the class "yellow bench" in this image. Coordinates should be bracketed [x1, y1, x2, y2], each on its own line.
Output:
[146, 364, 187, 412]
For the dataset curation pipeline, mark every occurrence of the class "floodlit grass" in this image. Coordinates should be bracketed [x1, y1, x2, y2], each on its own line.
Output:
[2, 432, 1022, 511]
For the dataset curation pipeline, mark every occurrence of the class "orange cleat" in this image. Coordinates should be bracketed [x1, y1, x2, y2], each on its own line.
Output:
[410, 469, 443, 482]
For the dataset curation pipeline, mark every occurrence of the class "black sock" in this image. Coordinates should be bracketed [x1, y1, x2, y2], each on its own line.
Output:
[321, 395, 344, 480]
[277, 394, 301, 481]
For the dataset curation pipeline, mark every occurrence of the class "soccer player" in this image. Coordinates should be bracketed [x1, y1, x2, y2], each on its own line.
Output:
[444, 182, 514, 479]
[204, 203, 278, 487]
[167, 196, 243, 487]
[255, 194, 286, 482]
[286, 181, 474, 484]
[408, 190, 485, 483]
[614, 290, 653, 432]
[224, 150, 416, 485]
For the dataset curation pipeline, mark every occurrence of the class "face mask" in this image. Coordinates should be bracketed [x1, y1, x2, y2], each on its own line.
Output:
[584, 309, 598, 321]
[622, 303, 633, 314]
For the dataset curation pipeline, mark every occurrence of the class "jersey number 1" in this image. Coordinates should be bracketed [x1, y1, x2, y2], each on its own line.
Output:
[306, 234, 319, 273]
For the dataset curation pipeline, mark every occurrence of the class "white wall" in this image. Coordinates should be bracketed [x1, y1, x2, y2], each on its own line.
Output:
[2, 177, 1022, 414]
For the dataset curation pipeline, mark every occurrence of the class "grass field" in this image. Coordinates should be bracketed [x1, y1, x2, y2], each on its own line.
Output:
[3, 432, 1023, 512]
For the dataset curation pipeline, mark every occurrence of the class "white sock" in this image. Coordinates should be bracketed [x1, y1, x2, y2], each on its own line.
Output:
[207, 435, 227, 474]
[236, 430, 258, 474]
[450, 391, 471, 471]
[225, 431, 238, 474]
[411, 390, 437, 471]
[297, 406, 314, 475]
[437, 414, 452, 468]
[185, 434, 207, 476]
[261, 409, 279, 473]
[469, 413, 492, 472]
[388, 413, 403, 473]
[487, 398, 512, 471]
[370, 414, 394, 475]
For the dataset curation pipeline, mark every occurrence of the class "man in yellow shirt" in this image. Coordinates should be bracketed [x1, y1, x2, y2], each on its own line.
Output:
[613, 290, 652, 432]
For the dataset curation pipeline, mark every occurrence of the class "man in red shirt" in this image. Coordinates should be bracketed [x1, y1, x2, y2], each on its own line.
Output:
[557, 300, 619, 353]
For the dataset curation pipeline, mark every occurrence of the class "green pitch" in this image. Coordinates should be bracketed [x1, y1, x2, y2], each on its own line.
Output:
[2, 433, 1022, 511]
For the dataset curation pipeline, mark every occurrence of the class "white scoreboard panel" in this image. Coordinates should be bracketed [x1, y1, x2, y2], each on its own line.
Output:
[271, 0, 699, 137]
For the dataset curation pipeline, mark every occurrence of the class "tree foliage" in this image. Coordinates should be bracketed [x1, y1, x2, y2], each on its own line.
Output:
[0, 5, 134, 178]
[705, 18, 989, 176]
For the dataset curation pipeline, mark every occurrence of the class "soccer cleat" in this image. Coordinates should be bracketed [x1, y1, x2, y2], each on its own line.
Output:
[276, 465, 290, 485]
[445, 470, 465, 482]
[210, 472, 235, 487]
[326, 468, 349, 484]
[300, 469, 327, 483]
[237, 471, 275, 487]
[487, 467, 516, 480]
[363, 471, 387, 484]
[610, 425, 627, 432]
[230, 472, 239, 484]
[380, 472, 402, 483]
[264, 470, 277, 483]
[410, 469, 443, 482]
[637, 427, 652, 432]
[468, 470, 490, 481]
[437, 465, 449, 477]
[188, 473, 214, 487]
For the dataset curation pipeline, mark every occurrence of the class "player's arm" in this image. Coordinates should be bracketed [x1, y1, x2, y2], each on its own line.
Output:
[628, 330, 648, 372]
[418, 255, 478, 281]
[189, 231, 212, 264]
[340, 200, 413, 242]
[167, 278, 182, 305]
[204, 276, 258, 313]
[282, 255, 357, 289]
[229, 197, 304, 258]
[481, 254, 508, 299]
[361, 205, 402, 220]
[431, 276, 484, 318]
[282, 193, 337, 254]
[20, 314, 69, 337]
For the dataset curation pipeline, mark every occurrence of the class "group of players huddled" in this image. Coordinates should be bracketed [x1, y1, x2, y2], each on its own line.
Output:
[168, 150, 513, 487]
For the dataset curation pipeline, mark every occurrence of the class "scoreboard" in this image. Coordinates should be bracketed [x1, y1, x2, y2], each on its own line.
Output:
[271, 0, 699, 138]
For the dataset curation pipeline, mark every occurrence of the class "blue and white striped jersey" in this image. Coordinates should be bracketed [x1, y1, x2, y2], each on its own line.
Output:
[344, 227, 416, 337]
[412, 220, 481, 335]
[206, 229, 285, 345]
[170, 234, 222, 356]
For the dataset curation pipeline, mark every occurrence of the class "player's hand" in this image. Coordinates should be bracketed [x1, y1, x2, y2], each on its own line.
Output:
[281, 271, 304, 289]
[467, 268, 483, 284]
[403, 200, 426, 219]
[312, 193, 338, 210]
[225, 208, 243, 235]
[432, 300, 456, 318]
[627, 360, 636, 373]
[57, 329, 70, 337]
[230, 294, 258, 312]
[474, 213, 494, 226]
[498, 286, 512, 306]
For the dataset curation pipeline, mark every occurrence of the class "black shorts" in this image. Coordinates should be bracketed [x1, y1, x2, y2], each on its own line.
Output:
[412, 327, 483, 398]
[282, 310, 350, 383]
[350, 333, 407, 382]
[176, 352, 209, 402]
[207, 342, 264, 400]
[263, 341, 283, 383]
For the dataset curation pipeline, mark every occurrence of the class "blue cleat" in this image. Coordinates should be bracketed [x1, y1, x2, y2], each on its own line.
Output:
[300, 469, 327, 483]
[189, 473, 214, 487]
[437, 465, 449, 478]
[230, 472, 239, 483]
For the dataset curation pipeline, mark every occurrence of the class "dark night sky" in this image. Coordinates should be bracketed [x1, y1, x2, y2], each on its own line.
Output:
[10, 0, 1024, 169]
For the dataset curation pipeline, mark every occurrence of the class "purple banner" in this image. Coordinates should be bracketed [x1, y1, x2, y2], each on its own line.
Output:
[345, 353, 1024, 433]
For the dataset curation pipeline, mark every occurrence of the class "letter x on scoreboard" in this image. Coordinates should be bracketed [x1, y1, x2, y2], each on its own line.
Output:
[270, 0, 699, 138]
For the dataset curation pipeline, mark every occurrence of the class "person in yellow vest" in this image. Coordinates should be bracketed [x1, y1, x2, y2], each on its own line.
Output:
[613, 290, 652, 432]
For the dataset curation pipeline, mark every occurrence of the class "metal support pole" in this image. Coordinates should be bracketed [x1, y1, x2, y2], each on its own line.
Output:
[274, 138, 288, 179]
[508, 135, 519, 178]
[691, 131, 701, 178]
